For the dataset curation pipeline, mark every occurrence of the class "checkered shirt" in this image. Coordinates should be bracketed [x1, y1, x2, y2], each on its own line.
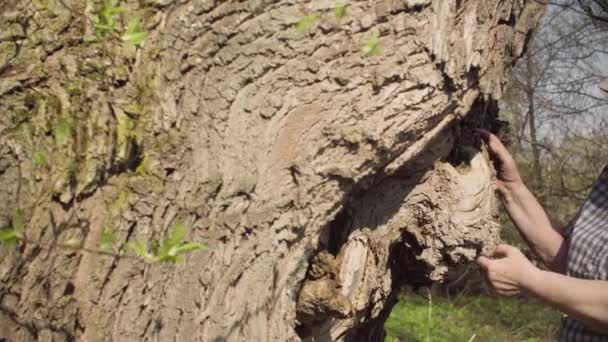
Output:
[559, 166, 608, 341]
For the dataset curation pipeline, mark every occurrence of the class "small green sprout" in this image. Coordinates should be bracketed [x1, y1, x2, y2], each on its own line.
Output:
[32, 150, 49, 167]
[129, 239, 156, 262]
[297, 13, 319, 33]
[156, 220, 204, 263]
[335, 4, 348, 19]
[54, 117, 73, 145]
[100, 228, 116, 251]
[135, 155, 151, 175]
[94, 0, 124, 37]
[362, 32, 381, 56]
[0, 212, 24, 248]
[0, 228, 19, 248]
[121, 17, 147, 46]
[129, 220, 204, 263]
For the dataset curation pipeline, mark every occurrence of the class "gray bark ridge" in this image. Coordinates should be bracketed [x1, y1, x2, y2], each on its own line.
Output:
[0, 0, 545, 341]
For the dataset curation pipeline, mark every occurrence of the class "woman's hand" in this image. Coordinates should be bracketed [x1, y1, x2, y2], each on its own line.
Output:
[477, 244, 540, 296]
[477, 129, 523, 193]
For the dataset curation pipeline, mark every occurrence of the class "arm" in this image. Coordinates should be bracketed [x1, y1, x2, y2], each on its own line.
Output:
[525, 270, 608, 334]
[500, 182, 568, 272]
[479, 130, 568, 273]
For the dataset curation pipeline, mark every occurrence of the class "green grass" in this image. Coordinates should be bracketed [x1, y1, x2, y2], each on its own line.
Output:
[385, 294, 561, 342]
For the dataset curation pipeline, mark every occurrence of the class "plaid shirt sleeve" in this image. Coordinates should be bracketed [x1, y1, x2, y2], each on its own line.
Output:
[560, 166, 608, 238]
[558, 165, 608, 341]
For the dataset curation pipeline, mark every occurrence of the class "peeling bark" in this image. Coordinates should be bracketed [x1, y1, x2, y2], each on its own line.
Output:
[0, 0, 545, 341]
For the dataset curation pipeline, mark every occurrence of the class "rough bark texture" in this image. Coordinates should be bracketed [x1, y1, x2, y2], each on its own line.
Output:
[0, 0, 545, 341]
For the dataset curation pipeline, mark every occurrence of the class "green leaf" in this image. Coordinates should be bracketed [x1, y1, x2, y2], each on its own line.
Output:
[95, 23, 115, 32]
[0, 229, 17, 240]
[135, 155, 151, 175]
[100, 228, 115, 251]
[158, 220, 187, 260]
[174, 255, 185, 263]
[54, 117, 73, 145]
[0, 228, 19, 243]
[362, 32, 381, 56]
[1, 212, 24, 248]
[296, 14, 319, 33]
[152, 221, 205, 263]
[12, 211, 24, 233]
[157, 254, 178, 263]
[335, 4, 347, 19]
[95, 0, 124, 36]
[121, 17, 147, 46]
[161, 241, 204, 262]
[32, 150, 49, 167]
[173, 242, 205, 255]
[129, 240, 156, 262]
[167, 220, 187, 247]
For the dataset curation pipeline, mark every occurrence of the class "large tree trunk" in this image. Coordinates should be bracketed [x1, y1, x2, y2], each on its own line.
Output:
[0, 0, 545, 341]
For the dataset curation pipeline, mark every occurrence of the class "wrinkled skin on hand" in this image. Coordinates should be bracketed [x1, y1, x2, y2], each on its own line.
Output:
[477, 244, 539, 296]
[477, 129, 523, 193]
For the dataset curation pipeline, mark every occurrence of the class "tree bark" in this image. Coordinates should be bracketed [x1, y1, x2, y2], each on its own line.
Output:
[0, 0, 545, 341]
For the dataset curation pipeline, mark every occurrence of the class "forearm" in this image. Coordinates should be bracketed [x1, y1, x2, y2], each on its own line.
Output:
[524, 270, 608, 333]
[500, 182, 566, 272]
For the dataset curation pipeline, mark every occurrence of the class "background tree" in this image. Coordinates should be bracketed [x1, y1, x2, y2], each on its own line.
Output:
[0, 0, 545, 341]
[503, 0, 608, 223]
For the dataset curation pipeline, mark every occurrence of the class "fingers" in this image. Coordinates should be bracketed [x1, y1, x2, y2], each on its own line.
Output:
[495, 181, 506, 194]
[483, 270, 521, 297]
[476, 129, 511, 160]
[478, 245, 517, 269]
[496, 288, 520, 297]
[477, 256, 492, 270]
[487, 283, 519, 297]
[475, 128, 492, 140]
[493, 244, 514, 257]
